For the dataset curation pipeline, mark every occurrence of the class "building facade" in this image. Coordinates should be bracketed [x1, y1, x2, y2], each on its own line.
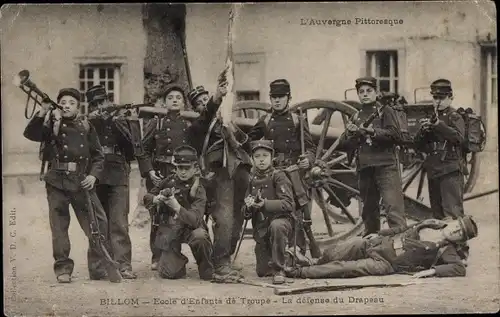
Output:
[1, 2, 497, 174]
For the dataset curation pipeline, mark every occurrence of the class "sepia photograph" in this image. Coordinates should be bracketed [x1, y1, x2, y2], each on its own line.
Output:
[1, 2, 498, 316]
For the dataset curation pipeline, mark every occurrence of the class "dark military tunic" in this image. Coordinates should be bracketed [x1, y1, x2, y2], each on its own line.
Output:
[242, 168, 295, 276]
[138, 109, 193, 263]
[23, 111, 111, 279]
[143, 175, 213, 280]
[139, 110, 192, 178]
[88, 116, 136, 272]
[295, 219, 468, 279]
[247, 110, 315, 166]
[414, 106, 466, 219]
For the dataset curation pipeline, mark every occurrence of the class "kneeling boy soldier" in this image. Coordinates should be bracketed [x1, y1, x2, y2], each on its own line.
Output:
[143, 145, 214, 280]
[243, 140, 296, 285]
[23, 88, 121, 283]
[284, 215, 477, 279]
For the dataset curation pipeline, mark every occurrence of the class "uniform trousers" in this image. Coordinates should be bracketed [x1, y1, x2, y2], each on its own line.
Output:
[96, 184, 132, 271]
[298, 237, 395, 278]
[359, 164, 407, 234]
[46, 183, 111, 278]
[254, 218, 293, 277]
[428, 170, 465, 219]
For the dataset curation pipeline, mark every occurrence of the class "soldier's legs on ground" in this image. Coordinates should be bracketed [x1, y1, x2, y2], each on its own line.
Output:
[255, 241, 274, 277]
[70, 189, 111, 278]
[46, 184, 74, 277]
[211, 168, 235, 273]
[106, 185, 133, 271]
[158, 240, 189, 279]
[439, 171, 465, 218]
[298, 256, 394, 279]
[375, 165, 407, 228]
[359, 168, 381, 234]
[318, 236, 369, 265]
[427, 176, 444, 219]
[186, 228, 214, 280]
[269, 218, 292, 272]
[230, 166, 250, 255]
[145, 177, 162, 264]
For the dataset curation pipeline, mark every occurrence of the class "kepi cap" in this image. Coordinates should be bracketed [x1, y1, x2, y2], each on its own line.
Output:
[187, 86, 209, 104]
[172, 145, 198, 166]
[85, 85, 108, 105]
[430, 79, 453, 96]
[355, 77, 377, 90]
[57, 88, 81, 103]
[270, 79, 291, 96]
[250, 139, 274, 153]
[458, 215, 478, 241]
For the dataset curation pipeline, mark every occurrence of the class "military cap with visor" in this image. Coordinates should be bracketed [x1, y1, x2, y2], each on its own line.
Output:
[457, 215, 478, 241]
[250, 139, 274, 153]
[57, 88, 81, 103]
[85, 85, 108, 105]
[187, 86, 209, 105]
[172, 145, 198, 166]
[430, 79, 453, 96]
[269, 79, 291, 96]
[355, 76, 377, 90]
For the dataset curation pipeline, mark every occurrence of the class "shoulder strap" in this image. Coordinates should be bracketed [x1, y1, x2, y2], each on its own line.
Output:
[81, 116, 90, 134]
[263, 113, 271, 128]
[291, 112, 299, 129]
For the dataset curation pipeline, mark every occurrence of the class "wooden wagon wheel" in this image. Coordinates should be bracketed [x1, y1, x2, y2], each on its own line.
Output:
[233, 99, 365, 246]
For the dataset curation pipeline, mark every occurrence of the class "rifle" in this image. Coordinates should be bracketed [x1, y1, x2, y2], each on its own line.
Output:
[83, 190, 122, 283]
[154, 187, 181, 221]
[298, 108, 321, 259]
[233, 188, 263, 264]
[90, 103, 152, 118]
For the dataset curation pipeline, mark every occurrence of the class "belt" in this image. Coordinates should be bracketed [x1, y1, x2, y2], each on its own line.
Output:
[50, 161, 79, 172]
[102, 146, 122, 155]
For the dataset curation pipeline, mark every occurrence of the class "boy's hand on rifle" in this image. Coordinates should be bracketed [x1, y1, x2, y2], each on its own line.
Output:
[153, 194, 168, 205]
[52, 108, 62, 121]
[81, 175, 97, 190]
[252, 198, 265, 209]
[346, 122, 360, 135]
[149, 170, 162, 187]
[298, 155, 310, 169]
[359, 124, 375, 136]
[164, 196, 181, 213]
[244, 196, 255, 209]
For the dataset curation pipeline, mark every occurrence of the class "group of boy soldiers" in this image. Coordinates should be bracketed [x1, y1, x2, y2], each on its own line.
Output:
[24, 67, 477, 285]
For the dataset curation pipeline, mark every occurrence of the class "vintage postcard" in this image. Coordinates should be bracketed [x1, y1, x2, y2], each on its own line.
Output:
[2, 2, 498, 316]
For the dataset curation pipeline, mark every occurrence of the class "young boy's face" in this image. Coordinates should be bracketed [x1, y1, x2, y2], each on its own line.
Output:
[163, 90, 185, 110]
[175, 164, 197, 181]
[357, 84, 377, 104]
[59, 95, 80, 118]
[432, 94, 452, 110]
[270, 95, 289, 112]
[194, 93, 210, 113]
[252, 148, 273, 171]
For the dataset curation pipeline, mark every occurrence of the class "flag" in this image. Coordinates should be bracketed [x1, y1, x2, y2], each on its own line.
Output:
[217, 4, 243, 128]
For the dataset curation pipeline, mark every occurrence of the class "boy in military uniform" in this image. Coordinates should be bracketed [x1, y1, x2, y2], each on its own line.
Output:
[188, 85, 211, 114]
[247, 79, 315, 255]
[284, 215, 477, 279]
[23, 88, 120, 283]
[143, 146, 214, 280]
[340, 77, 407, 235]
[189, 74, 252, 278]
[85, 85, 140, 279]
[414, 79, 466, 220]
[138, 85, 194, 269]
[243, 140, 296, 284]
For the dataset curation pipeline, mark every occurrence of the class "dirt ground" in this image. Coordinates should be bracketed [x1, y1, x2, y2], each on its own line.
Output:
[3, 152, 499, 316]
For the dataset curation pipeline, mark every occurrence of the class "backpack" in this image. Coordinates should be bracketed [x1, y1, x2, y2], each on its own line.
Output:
[456, 107, 486, 153]
[377, 92, 412, 146]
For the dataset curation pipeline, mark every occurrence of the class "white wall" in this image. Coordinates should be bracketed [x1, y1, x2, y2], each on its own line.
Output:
[186, 2, 496, 106]
[1, 4, 146, 158]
